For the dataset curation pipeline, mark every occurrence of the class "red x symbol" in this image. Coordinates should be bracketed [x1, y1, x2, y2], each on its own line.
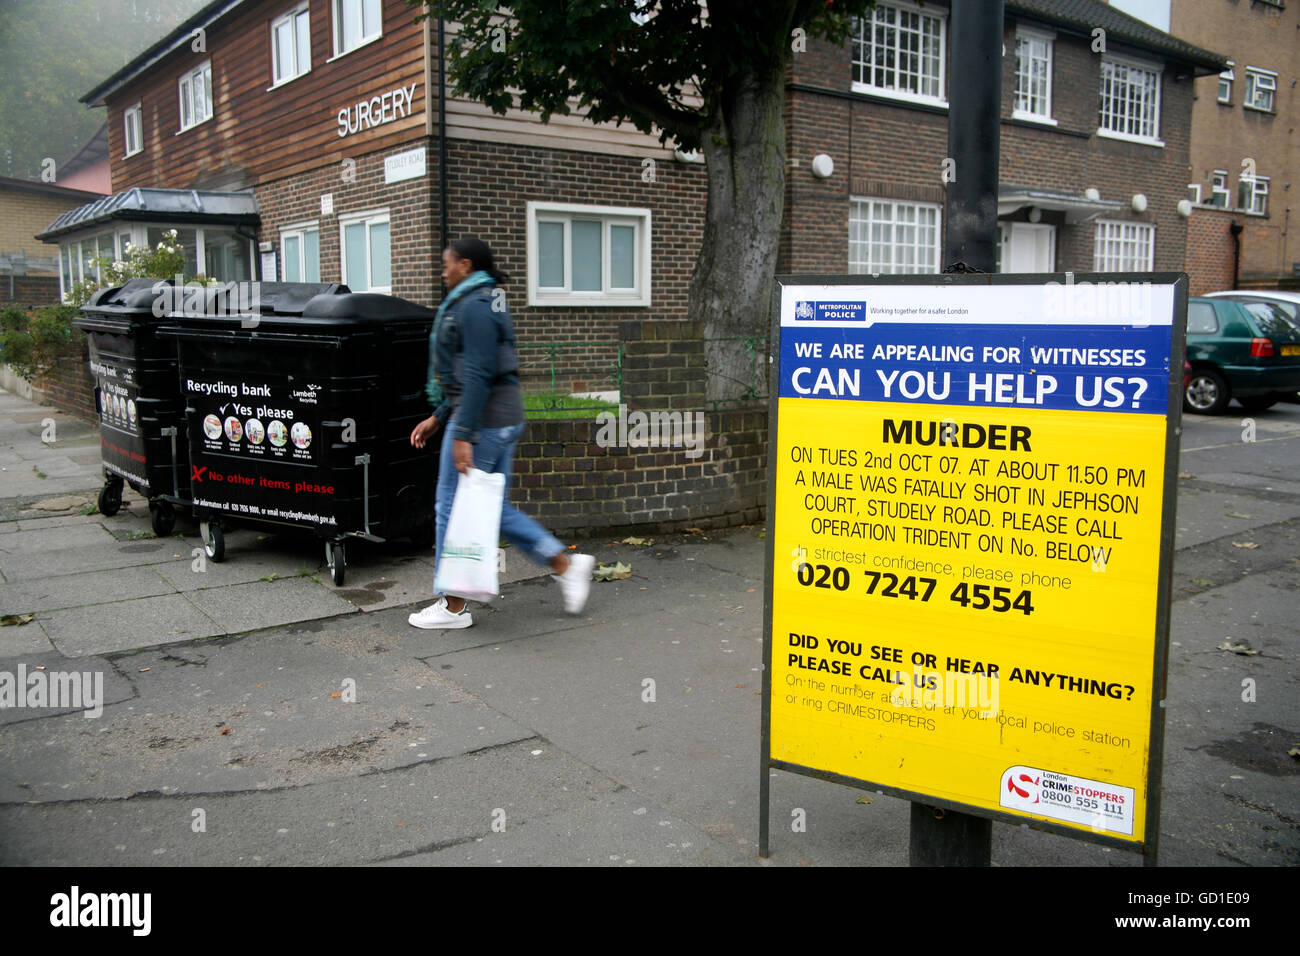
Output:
[191, 465, 207, 483]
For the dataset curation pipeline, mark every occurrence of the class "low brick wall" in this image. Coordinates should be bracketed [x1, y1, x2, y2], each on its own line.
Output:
[0, 275, 61, 307]
[33, 344, 97, 420]
[513, 405, 768, 539]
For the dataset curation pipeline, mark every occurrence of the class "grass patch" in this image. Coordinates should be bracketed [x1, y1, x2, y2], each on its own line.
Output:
[523, 393, 617, 421]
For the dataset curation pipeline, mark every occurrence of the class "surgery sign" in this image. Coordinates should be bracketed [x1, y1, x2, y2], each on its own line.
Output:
[763, 275, 1185, 850]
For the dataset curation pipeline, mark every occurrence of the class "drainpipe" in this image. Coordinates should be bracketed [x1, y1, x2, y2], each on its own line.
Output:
[1229, 221, 1243, 289]
[438, 15, 448, 293]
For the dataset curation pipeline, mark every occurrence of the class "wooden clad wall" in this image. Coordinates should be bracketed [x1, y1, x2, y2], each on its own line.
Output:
[106, 0, 427, 190]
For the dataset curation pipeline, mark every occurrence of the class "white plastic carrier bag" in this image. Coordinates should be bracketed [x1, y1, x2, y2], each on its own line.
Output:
[433, 467, 505, 602]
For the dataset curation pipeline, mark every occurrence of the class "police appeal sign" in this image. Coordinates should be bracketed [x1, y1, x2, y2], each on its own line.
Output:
[762, 276, 1183, 848]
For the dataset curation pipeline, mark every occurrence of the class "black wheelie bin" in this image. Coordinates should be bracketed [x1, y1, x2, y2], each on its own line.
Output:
[159, 284, 438, 585]
[73, 277, 189, 534]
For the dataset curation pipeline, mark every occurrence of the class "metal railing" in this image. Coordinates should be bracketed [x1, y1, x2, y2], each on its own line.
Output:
[517, 340, 622, 419]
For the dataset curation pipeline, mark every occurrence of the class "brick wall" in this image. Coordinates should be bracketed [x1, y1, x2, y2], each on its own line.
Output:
[1185, 208, 1237, 295]
[444, 138, 708, 346]
[510, 319, 767, 537]
[254, 142, 436, 306]
[33, 343, 97, 419]
[0, 275, 61, 306]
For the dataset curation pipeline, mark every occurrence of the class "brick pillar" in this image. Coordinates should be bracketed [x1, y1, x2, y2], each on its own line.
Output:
[619, 319, 706, 410]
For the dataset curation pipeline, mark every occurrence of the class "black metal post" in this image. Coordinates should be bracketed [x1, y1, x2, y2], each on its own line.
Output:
[944, 0, 1004, 276]
[909, 0, 1004, 867]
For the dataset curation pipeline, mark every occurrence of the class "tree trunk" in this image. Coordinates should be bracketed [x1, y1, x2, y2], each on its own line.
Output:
[689, 68, 786, 404]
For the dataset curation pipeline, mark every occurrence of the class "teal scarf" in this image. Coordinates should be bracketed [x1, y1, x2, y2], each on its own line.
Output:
[426, 270, 496, 407]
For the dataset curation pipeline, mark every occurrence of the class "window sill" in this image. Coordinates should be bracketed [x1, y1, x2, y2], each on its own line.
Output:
[1243, 104, 1276, 115]
[1011, 110, 1057, 126]
[849, 82, 947, 110]
[175, 116, 214, 135]
[123, 149, 142, 159]
[529, 292, 650, 308]
[267, 70, 311, 92]
[1096, 128, 1164, 148]
[326, 33, 383, 63]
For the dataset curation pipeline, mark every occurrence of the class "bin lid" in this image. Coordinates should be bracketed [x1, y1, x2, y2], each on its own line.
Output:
[72, 277, 178, 332]
[165, 288, 434, 331]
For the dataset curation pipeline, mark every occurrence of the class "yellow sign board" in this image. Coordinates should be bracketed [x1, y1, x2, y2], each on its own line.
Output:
[763, 277, 1184, 850]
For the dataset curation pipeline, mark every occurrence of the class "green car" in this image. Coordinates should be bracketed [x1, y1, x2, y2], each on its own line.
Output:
[1184, 296, 1300, 414]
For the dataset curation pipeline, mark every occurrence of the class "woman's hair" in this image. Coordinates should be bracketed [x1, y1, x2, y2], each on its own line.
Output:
[449, 236, 508, 285]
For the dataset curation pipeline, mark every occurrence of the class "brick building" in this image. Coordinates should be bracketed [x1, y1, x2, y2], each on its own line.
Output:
[1169, 0, 1297, 292]
[784, 0, 1225, 278]
[1, 177, 106, 306]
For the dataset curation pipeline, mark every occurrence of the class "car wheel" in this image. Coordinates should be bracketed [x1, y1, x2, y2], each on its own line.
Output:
[1237, 395, 1278, 413]
[1184, 369, 1229, 414]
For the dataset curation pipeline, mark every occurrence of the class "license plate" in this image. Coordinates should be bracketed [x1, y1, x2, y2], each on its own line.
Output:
[1283, 344, 1300, 356]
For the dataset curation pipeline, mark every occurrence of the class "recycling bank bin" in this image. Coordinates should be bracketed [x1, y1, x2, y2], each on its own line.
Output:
[159, 284, 437, 585]
[73, 278, 189, 535]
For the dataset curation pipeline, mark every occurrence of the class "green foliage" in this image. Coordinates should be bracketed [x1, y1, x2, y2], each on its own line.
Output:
[411, 0, 874, 150]
[0, 304, 79, 382]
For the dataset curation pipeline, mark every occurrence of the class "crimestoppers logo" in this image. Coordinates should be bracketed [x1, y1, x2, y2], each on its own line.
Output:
[1002, 767, 1041, 808]
[0, 665, 103, 718]
[49, 886, 151, 936]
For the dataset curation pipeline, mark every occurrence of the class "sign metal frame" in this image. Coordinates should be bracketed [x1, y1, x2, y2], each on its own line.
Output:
[758, 272, 1187, 863]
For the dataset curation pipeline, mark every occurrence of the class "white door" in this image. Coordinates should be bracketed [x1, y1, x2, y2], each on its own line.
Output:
[1001, 223, 1056, 272]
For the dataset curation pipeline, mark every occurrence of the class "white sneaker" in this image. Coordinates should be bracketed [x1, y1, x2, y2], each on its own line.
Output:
[553, 553, 595, 615]
[408, 597, 473, 629]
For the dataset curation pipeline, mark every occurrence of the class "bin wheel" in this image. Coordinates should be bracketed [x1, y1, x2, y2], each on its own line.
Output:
[150, 501, 176, 537]
[97, 480, 123, 517]
[326, 540, 346, 586]
[200, 520, 225, 563]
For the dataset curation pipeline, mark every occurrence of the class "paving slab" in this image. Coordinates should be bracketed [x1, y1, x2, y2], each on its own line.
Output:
[0, 565, 173, 615]
[185, 578, 358, 635]
[39, 594, 222, 657]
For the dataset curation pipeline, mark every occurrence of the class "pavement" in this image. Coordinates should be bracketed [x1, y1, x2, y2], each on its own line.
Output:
[0, 385, 1297, 867]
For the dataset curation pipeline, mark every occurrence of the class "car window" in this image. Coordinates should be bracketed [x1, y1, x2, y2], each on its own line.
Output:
[1187, 302, 1218, 334]
[1242, 302, 1300, 339]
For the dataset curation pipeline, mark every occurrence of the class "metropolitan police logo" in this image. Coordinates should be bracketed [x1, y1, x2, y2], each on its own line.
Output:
[794, 300, 815, 320]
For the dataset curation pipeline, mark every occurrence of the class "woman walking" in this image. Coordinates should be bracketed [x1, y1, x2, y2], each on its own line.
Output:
[408, 237, 594, 629]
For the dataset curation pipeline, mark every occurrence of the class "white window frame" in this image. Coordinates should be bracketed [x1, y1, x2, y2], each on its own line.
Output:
[848, 197, 942, 275]
[280, 221, 321, 281]
[1013, 27, 1056, 125]
[1093, 219, 1154, 272]
[338, 208, 390, 293]
[850, 1, 947, 108]
[1243, 67, 1276, 113]
[270, 3, 312, 88]
[123, 103, 143, 157]
[1098, 54, 1163, 147]
[329, 0, 382, 60]
[1210, 170, 1230, 208]
[1238, 174, 1269, 216]
[1187, 183, 1201, 205]
[526, 202, 652, 307]
[1217, 61, 1234, 104]
[177, 61, 213, 132]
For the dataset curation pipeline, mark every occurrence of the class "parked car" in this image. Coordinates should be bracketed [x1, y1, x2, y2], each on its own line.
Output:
[1202, 290, 1300, 326]
[1184, 296, 1300, 414]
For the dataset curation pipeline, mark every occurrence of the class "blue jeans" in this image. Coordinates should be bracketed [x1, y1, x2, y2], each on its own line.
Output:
[433, 419, 564, 593]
